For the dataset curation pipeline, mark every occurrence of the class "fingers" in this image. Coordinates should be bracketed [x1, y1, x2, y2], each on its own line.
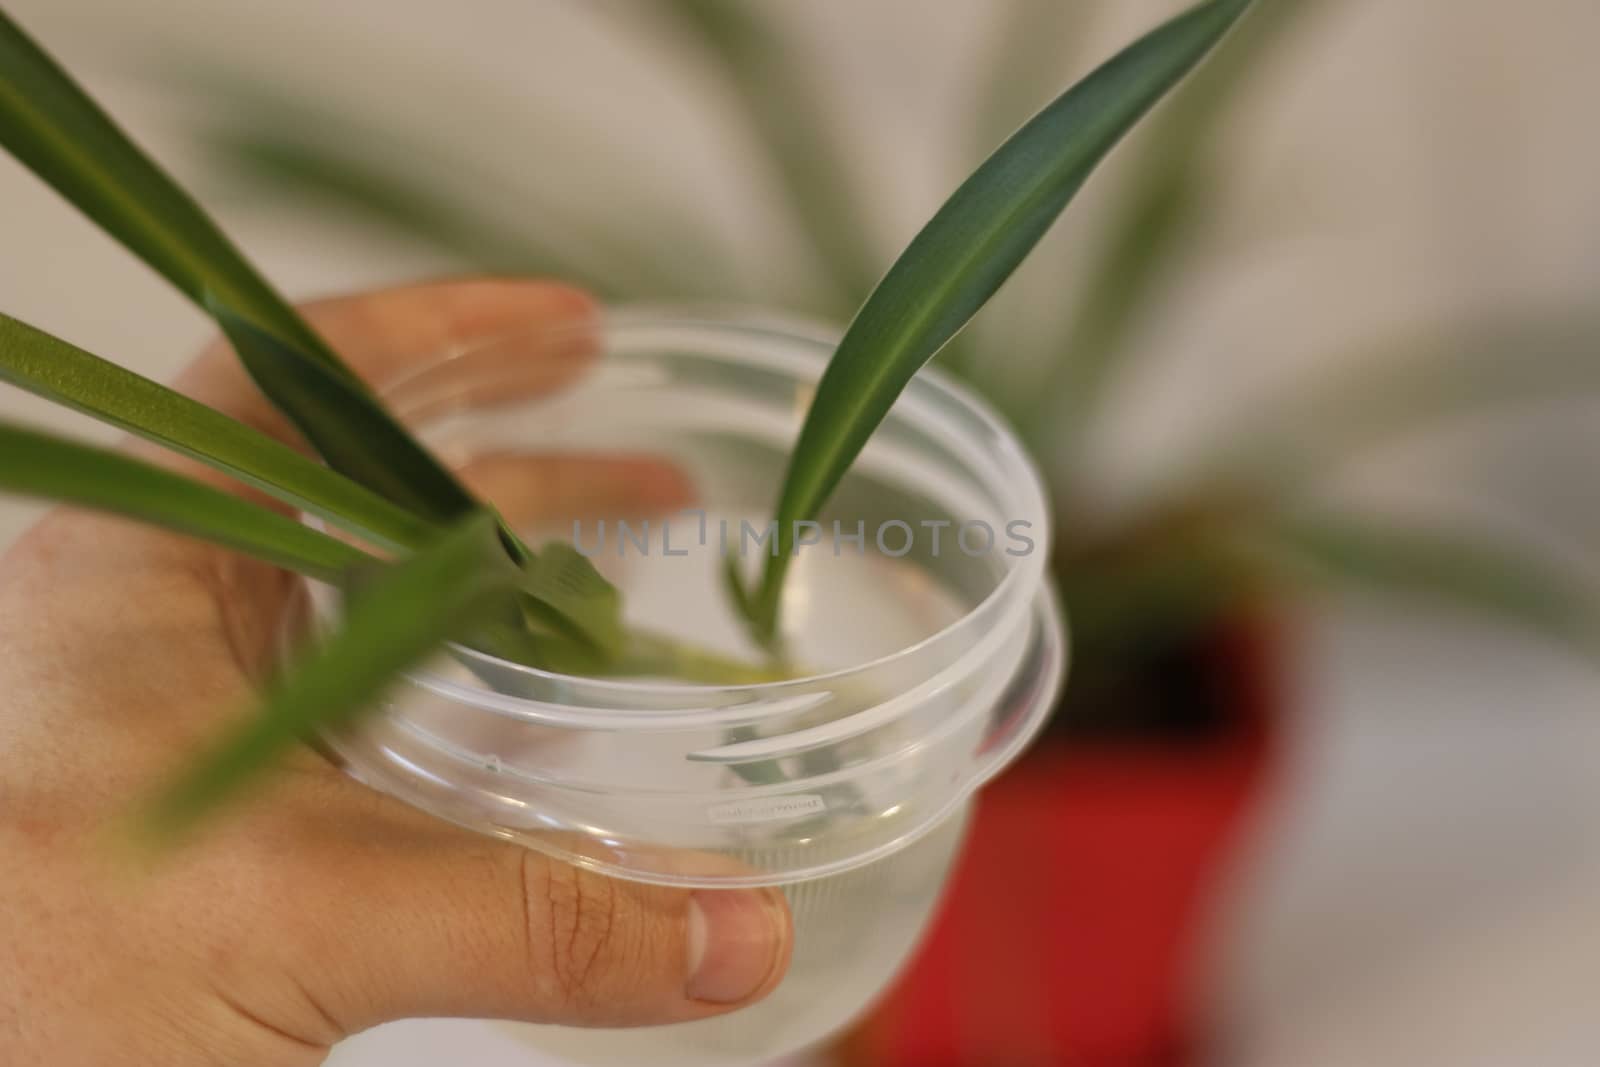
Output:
[174, 277, 598, 445]
[456, 452, 698, 529]
[284, 820, 791, 1035]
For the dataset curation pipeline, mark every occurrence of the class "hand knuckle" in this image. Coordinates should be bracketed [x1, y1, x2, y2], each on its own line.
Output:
[522, 853, 630, 1011]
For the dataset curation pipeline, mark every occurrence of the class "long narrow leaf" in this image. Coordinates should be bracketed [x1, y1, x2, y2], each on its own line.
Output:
[137, 512, 514, 842]
[0, 421, 369, 583]
[171, 60, 706, 300]
[0, 10, 478, 524]
[514, 539, 625, 657]
[1260, 511, 1600, 655]
[0, 9, 623, 652]
[208, 306, 484, 528]
[0, 12, 341, 374]
[199, 129, 621, 296]
[215, 309, 625, 654]
[939, 0, 1102, 386]
[972, 0, 1103, 155]
[1023, 0, 1320, 453]
[734, 0, 1255, 644]
[669, 0, 882, 314]
[0, 312, 434, 550]
[1196, 313, 1600, 501]
[1048, 311, 1600, 637]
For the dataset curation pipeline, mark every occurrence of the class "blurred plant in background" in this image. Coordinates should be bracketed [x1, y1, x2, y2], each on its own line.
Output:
[165, 0, 1600, 738]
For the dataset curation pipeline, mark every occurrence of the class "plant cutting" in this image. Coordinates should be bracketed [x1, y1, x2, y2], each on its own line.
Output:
[0, 0, 1252, 822]
[6, 0, 1595, 1065]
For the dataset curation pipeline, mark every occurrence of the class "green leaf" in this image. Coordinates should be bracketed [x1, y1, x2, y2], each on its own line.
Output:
[1195, 312, 1600, 501]
[971, 0, 1102, 154]
[211, 311, 626, 655]
[196, 126, 621, 298]
[137, 512, 514, 843]
[0, 9, 478, 525]
[937, 0, 1102, 386]
[612, 627, 791, 685]
[1022, 0, 1319, 453]
[0, 312, 434, 551]
[0, 11, 623, 654]
[733, 0, 1255, 646]
[0, 11, 341, 374]
[668, 0, 882, 315]
[1260, 511, 1600, 655]
[208, 305, 482, 528]
[516, 539, 625, 657]
[166, 56, 705, 300]
[0, 421, 369, 583]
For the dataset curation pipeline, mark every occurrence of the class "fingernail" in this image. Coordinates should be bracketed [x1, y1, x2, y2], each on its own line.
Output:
[685, 889, 785, 1004]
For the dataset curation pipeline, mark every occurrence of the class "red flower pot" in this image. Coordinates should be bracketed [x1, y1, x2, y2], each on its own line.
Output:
[829, 617, 1280, 1067]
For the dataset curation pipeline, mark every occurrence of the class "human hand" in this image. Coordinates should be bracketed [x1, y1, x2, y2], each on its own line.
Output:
[0, 279, 792, 1066]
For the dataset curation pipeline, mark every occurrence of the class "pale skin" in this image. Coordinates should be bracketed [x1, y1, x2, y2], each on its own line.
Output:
[0, 279, 793, 1066]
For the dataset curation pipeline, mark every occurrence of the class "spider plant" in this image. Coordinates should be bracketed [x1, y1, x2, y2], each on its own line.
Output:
[174, 0, 1600, 734]
[0, 0, 1275, 839]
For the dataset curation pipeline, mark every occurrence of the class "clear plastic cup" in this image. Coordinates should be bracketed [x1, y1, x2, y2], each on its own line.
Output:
[314, 308, 1066, 1066]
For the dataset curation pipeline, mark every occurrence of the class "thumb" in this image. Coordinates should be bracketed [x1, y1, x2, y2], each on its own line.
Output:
[287, 827, 792, 1036]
